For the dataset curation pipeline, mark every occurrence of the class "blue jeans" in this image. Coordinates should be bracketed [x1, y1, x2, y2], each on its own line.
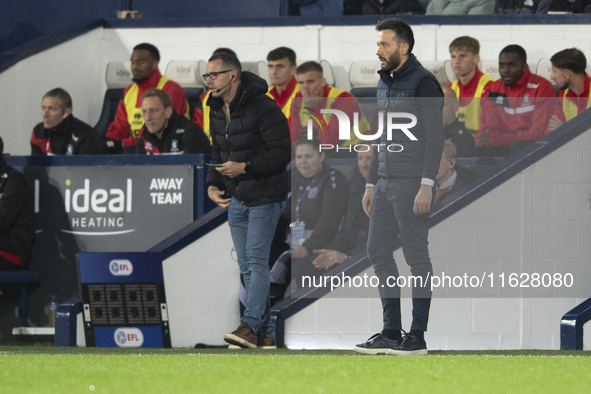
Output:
[228, 198, 285, 337]
[366, 178, 432, 332]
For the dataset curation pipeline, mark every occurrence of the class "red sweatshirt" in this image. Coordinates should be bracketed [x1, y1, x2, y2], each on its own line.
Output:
[106, 69, 188, 147]
[478, 68, 556, 147]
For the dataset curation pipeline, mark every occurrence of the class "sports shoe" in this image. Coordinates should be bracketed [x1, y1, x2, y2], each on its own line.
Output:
[257, 335, 277, 349]
[353, 332, 400, 355]
[227, 335, 276, 349]
[387, 333, 428, 356]
[224, 322, 257, 349]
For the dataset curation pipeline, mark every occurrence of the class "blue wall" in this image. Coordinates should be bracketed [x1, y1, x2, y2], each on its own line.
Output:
[0, 0, 284, 54]
[1, 1, 119, 53]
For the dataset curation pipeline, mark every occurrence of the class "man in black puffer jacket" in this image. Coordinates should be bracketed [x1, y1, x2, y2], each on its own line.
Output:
[0, 136, 35, 271]
[205, 53, 291, 349]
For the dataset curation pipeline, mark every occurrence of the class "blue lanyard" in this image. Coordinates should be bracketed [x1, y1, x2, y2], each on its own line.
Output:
[295, 170, 321, 220]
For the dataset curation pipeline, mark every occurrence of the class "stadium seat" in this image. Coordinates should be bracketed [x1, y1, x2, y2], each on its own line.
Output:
[184, 87, 205, 120]
[479, 60, 500, 80]
[536, 58, 553, 83]
[350, 87, 377, 97]
[165, 60, 205, 88]
[444, 60, 456, 84]
[165, 61, 206, 118]
[242, 61, 270, 85]
[198, 60, 208, 86]
[348, 61, 380, 130]
[0, 270, 40, 327]
[94, 89, 125, 136]
[349, 60, 379, 99]
[94, 62, 132, 135]
[105, 61, 133, 88]
[320, 59, 336, 87]
[421, 60, 450, 85]
[349, 60, 380, 88]
[536, 58, 559, 94]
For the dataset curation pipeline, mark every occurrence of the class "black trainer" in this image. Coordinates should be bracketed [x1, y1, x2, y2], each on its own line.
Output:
[353, 333, 400, 355]
[387, 333, 428, 356]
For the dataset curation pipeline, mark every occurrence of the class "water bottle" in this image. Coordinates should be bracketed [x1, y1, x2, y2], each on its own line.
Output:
[48, 295, 58, 327]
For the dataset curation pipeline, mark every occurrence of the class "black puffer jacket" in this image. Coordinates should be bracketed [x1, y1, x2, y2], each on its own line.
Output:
[206, 72, 291, 206]
[0, 158, 35, 266]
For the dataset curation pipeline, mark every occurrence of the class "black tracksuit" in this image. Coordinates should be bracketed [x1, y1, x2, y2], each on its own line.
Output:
[135, 112, 211, 155]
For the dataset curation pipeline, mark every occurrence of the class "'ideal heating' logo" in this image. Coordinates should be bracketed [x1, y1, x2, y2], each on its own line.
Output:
[114, 328, 144, 347]
[65, 179, 132, 213]
[60, 178, 135, 236]
[304, 107, 418, 152]
[109, 259, 133, 276]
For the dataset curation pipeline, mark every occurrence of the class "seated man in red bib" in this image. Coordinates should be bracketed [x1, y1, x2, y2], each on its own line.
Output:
[106, 43, 189, 153]
[447, 36, 495, 135]
[547, 48, 591, 134]
[289, 61, 371, 153]
[266, 47, 299, 120]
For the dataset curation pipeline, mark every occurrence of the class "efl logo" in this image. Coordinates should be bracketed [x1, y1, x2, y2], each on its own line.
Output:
[109, 259, 133, 276]
[304, 108, 418, 152]
[114, 328, 144, 347]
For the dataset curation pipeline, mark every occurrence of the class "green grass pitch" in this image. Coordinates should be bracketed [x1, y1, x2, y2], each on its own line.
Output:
[1, 346, 590, 393]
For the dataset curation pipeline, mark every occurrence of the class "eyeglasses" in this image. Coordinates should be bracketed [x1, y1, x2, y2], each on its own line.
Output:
[202, 70, 232, 80]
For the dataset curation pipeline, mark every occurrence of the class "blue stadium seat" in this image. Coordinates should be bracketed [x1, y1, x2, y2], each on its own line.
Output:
[350, 87, 377, 97]
[94, 62, 133, 135]
[184, 87, 205, 121]
[0, 270, 40, 327]
[94, 88, 124, 136]
[349, 85, 378, 131]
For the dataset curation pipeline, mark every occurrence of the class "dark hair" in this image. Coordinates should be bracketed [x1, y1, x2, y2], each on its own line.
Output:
[142, 88, 172, 108]
[375, 18, 415, 54]
[551, 48, 587, 75]
[449, 36, 480, 55]
[208, 52, 242, 80]
[43, 88, 72, 111]
[296, 61, 323, 75]
[500, 44, 527, 64]
[267, 47, 297, 66]
[212, 47, 237, 58]
[133, 43, 160, 61]
[295, 135, 323, 153]
[0, 135, 3, 156]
